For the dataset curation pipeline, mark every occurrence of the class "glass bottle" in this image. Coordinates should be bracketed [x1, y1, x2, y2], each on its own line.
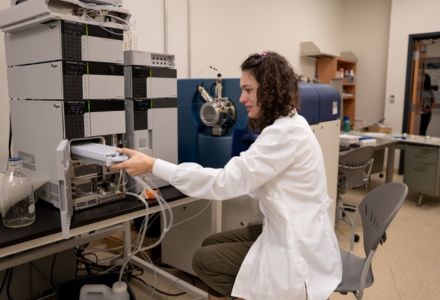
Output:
[1, 157, 36, 228]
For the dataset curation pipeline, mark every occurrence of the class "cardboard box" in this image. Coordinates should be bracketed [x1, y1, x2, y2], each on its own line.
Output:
[368, 124, 392, 134]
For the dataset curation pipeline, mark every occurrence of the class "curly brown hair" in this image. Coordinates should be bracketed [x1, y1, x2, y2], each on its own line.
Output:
[241, 51, 299, 131]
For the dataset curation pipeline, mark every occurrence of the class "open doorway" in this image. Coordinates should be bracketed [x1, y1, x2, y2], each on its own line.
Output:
[403, 32, 440, 137]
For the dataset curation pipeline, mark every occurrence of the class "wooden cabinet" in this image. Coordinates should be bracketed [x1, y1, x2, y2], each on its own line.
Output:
[316, 56, 357, 124]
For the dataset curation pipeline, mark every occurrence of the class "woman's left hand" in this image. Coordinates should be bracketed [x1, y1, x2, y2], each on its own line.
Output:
[110, 148, 156, 176]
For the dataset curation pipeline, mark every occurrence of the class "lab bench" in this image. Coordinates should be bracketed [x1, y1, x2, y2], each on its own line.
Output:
[0, 186, 209, 299]
[342, 132, 440, 206]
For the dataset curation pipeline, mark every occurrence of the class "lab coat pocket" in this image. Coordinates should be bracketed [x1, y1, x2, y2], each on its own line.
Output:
[252, 243, 306, 299]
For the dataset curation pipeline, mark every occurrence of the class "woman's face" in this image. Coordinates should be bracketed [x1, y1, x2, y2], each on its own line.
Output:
[239, 70, 261, 119]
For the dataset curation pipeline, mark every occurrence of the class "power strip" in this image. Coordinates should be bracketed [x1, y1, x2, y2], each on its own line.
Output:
[71, 143, 128, 167]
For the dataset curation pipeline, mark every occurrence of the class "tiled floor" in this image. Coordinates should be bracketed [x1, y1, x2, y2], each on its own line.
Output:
[331, 174, 440, 300]
[92, 174, 440, 300]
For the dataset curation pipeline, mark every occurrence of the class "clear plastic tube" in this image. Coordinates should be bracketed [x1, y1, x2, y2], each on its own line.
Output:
[118, 175, 174, 282]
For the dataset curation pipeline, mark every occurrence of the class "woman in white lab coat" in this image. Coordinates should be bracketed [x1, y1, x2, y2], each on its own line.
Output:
[112, 51, 342, 300]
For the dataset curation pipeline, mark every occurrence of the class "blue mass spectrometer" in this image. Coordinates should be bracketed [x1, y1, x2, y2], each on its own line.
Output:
[177, 75, 341, 168]
[178, 76, 247, 168]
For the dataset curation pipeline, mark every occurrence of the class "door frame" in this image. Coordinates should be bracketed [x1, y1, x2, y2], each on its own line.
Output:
[402, 31, 440, 134]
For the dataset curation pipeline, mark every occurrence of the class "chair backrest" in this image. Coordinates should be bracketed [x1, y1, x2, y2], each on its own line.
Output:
[339, 146, 375, 189]
[359, 182, 408, 256]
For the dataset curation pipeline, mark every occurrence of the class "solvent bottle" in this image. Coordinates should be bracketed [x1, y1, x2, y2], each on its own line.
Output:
[79, 282, 130, 300]
[343, 116, 351, 133]
[1, 157, 36, 228]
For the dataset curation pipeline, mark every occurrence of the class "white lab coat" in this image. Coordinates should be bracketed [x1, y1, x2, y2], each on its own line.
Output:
[153, 114, 342, 300]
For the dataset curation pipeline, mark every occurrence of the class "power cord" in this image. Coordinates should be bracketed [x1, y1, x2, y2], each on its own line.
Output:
[0, 269, 10, 295]
[50, 253, 58, 290]
[6, 268, 12, 300]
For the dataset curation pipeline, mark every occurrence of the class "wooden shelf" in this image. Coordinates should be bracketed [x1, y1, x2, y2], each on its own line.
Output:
[300, 42, 357, 125]
[342, 93, 354, 100]
[316, 56, 357, 124]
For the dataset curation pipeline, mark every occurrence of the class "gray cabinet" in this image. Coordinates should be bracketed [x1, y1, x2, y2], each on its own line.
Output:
[403, 144, 440, 198]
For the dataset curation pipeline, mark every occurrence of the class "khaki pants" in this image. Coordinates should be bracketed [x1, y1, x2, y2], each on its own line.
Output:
[192, 224, 263, 297]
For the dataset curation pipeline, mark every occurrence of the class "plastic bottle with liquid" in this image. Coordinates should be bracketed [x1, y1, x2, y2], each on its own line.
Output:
[342, 116, 351, 133]
[1, 157, 36, 228]
[79, 282, 130, 300]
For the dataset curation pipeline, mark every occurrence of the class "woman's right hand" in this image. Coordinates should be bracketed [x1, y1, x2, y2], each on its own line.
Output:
[110, 148, 156, 176]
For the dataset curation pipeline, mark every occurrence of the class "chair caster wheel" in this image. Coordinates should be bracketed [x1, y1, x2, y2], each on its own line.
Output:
[354, 234, 360, 243]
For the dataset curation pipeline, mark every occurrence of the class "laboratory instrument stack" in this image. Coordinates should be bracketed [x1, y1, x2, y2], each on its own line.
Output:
[0, 0, 131, 237]
[124, 50, 178, 191]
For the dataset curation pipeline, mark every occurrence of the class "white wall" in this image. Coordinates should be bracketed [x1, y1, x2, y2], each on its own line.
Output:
[0, 0, 351, 166]
[125, 0, 351, 79]
[124, 0, 165, 53]
[124, 0, 345, 79]
[341, 0, 391, 128]
[187, 0, 345, 78]
[385, 0, 440, 134]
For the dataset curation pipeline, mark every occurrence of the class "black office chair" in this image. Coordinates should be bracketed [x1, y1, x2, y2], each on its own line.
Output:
[335, 182, 408, 300]
[337, 146, 375, 246]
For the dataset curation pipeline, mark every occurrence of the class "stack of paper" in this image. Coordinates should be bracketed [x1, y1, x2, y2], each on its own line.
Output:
[339, 134, 360, 146]
[359, 136, 377, 145]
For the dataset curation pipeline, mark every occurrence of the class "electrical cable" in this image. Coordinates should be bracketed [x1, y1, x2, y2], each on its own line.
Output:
[0, 269, 10, 295]
[96, 22, 125, 36]
[75, 247, 83, 279]
[82, 7, 134, 50]
[49, 253, 58, 290]
[30, 262, 52, 289]
[32, 290, 56, 300]
[98, 253, 124, 265]
[133, 250, 160, 299]
[84, 252, 99, 264]
[29, 263, 34, 299]
[76, 254, 112, 272]
[6, 268, 12, 300]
